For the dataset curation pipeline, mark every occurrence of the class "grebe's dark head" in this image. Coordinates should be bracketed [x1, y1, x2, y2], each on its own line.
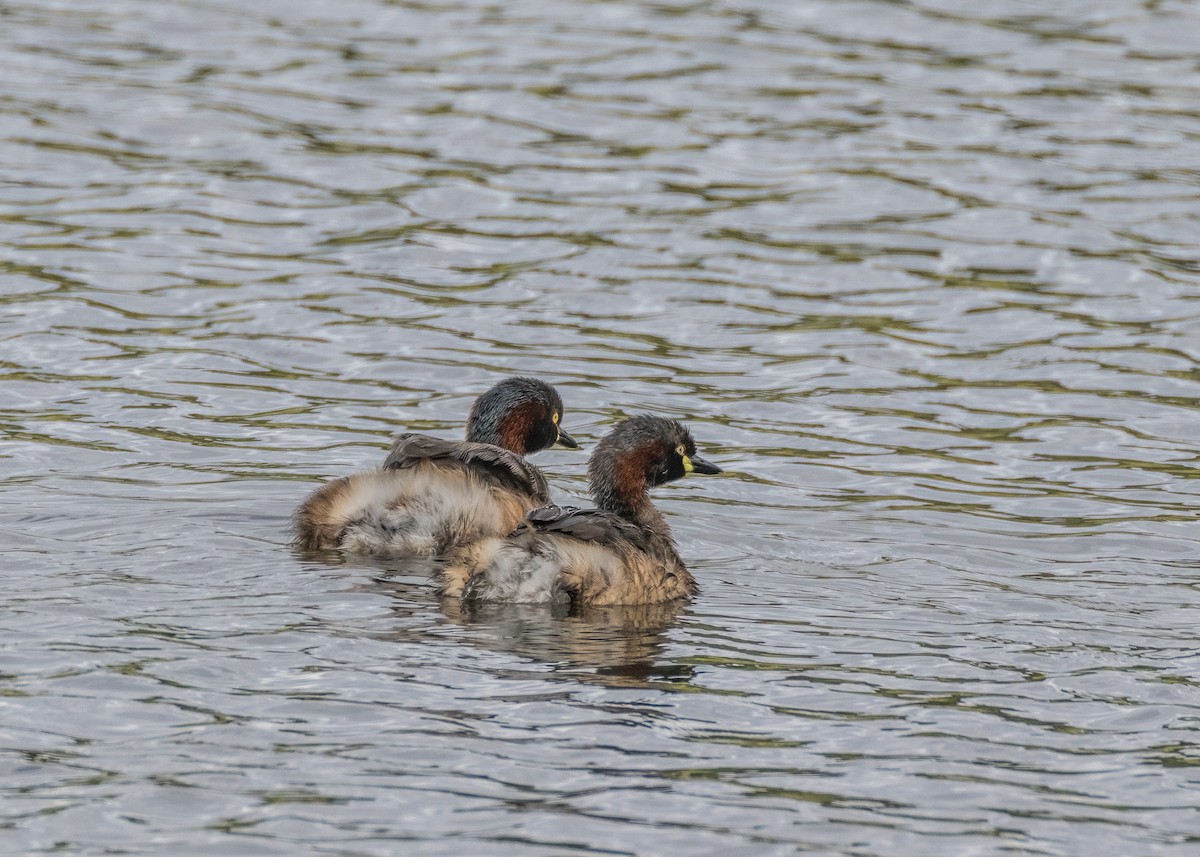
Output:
[588, 415, 721, 515]
[466, 377, 579, 455]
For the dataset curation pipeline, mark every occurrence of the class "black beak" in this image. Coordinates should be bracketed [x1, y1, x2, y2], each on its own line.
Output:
[555, 427, 580, 450]
[689, 455, 722, 475]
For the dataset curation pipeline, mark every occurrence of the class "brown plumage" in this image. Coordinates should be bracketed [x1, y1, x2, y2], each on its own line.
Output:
[441, 415, 722, 606]
[292, 377, 578, 555]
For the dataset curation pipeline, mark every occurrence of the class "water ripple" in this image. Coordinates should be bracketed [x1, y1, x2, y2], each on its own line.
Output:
[3, 0, 1200, 854]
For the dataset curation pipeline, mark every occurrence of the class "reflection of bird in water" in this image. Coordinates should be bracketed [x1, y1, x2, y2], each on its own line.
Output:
[361, 572, 696, 690]
[442, 416, 722, 607]
[292, 377, 579, 556]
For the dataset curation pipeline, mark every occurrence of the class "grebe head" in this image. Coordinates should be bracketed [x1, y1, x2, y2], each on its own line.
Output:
[466, 376, 579, 455]
[588, 415, 721, 514]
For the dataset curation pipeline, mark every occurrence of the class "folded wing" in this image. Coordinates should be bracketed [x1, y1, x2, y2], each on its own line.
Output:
[385, 433, 550, 504]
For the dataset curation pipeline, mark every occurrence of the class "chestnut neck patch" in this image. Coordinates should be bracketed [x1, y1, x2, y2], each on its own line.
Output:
[497, 401, 541, 454]
[602, 441, 666, 514]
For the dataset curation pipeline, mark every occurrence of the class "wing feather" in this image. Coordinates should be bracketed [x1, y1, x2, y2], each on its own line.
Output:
[515, 504, 650, 551]
[383, 433, 549, 502]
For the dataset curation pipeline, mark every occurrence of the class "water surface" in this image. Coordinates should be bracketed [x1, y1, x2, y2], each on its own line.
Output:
[3, 0, 1200, 854]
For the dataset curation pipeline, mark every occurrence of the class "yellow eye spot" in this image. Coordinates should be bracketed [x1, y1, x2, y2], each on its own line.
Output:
[677, 445, 693, 472]
[552, 413, 560, 425]
[682, 455, 694, 473]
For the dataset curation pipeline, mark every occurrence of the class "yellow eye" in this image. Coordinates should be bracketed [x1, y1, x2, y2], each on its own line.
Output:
[675, 444, 686, 456]
[552, 413, 560, 425]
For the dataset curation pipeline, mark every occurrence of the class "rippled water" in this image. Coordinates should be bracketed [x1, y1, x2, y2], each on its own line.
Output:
[3, 0, 1200, 853]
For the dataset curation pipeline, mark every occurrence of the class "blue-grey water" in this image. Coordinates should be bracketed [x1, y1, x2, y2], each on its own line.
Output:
[3, 1, 1200, 854]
